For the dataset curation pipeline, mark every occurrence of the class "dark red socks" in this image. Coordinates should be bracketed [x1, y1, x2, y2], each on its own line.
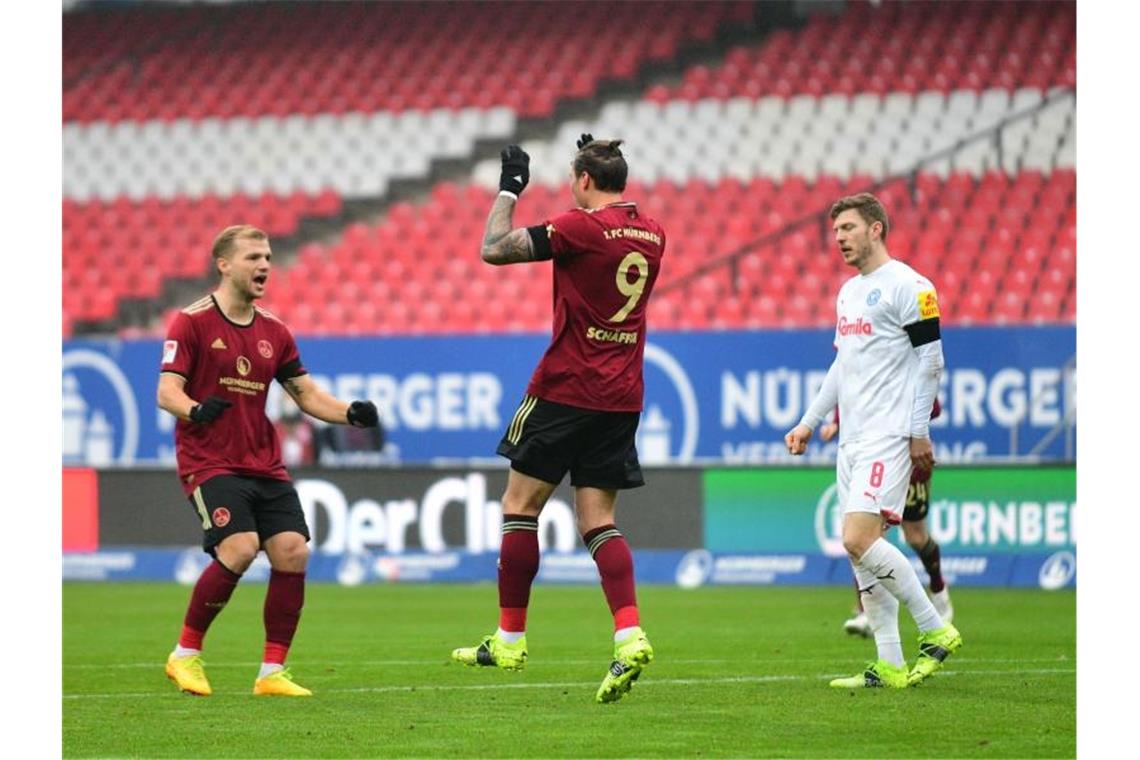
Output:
[263, 569, 306, 664]
[498, 514, 540, 632]
[179, 559, 241, 650]
[584, 524, 639, 630]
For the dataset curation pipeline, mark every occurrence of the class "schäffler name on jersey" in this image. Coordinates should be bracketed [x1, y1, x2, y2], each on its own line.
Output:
[586, 325, 639, 345]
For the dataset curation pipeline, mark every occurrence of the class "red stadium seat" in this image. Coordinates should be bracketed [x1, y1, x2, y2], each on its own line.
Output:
[64, 0, 1074, 336]
[65, 1, 753, 123]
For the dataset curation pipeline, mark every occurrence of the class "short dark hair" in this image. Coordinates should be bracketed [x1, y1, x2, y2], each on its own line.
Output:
[573, 139, 627, 192]
[829, 193, 889, 242]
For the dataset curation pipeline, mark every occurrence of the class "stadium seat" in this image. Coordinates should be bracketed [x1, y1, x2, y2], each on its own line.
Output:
[64, 0, 1074, 335]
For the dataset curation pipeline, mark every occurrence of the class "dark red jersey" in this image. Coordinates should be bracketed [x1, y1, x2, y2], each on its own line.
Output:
[527, 202, 666, 412]
[160, 295, 306, 494]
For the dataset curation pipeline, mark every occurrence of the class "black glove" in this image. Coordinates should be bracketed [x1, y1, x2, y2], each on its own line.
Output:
[499, 145, 530, 196]
[576, 132, 594, 150]
[347, 400, 379, 428]
[189, 396, 233, 424]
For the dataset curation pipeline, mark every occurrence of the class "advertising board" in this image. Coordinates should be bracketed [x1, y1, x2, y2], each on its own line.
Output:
[63, 326, 1075, 466]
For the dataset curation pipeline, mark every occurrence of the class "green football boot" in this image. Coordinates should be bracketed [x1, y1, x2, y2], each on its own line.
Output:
[596, 627, 655, 704]
[907, 623, 963, 686]
[451, 632, 528, 671]
[829, 659, 908, 689]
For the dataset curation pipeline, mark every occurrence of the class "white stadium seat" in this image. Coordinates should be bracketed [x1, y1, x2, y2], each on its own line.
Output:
[66, 82, 1076, 204]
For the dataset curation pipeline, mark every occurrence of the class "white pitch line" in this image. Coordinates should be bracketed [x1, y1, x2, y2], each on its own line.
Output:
[68, 656, 1073, 670]
[932, 668, 1077, 677]
[74, 659, 725, 670]
[63, 668, 1075, 700]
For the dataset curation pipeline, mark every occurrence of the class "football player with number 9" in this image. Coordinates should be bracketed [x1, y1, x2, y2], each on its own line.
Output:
[451, 135, 666, 704]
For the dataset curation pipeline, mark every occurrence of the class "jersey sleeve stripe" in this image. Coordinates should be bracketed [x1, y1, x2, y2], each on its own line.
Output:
[182, 297, 214, 314]
[254, 305, 284, 323]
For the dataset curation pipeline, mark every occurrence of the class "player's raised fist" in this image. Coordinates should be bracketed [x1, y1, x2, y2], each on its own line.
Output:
[576, 133, 594, 150]
[784, 424, 812, 455]
[499, 145, 530, 197]
[347, 399, 380, 428]
[190, 395, 233, 424]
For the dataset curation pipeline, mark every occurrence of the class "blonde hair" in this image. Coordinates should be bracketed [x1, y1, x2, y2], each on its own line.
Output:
[211, 225, 268, 276]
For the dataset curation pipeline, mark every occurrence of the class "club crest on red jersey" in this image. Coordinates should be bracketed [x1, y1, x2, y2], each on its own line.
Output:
[258, 340, 273, 359]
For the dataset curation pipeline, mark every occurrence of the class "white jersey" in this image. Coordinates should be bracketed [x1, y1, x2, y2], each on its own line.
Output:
[832, 259, 940, 445]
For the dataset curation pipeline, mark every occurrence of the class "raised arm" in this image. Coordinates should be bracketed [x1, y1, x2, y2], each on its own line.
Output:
[480, 192, 540, 266]
[281, 373, 379, 428]
[480, 144, 547, 266]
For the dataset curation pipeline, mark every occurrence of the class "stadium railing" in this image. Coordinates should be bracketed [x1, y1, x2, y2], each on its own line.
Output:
[654, 87, 1076, 303]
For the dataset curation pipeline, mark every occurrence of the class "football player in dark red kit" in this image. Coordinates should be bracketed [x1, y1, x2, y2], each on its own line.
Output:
[452, 135, 665, 703]
[158, 225, 379, 697]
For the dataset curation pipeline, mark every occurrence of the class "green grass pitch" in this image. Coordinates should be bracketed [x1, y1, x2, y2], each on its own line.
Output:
[64, 582, 1075, 758]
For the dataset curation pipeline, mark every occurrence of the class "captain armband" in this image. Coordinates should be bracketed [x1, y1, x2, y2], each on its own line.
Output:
[526, 225, 554, 261]
[904, 318, 941, 347]
[275, 359, 306, 384]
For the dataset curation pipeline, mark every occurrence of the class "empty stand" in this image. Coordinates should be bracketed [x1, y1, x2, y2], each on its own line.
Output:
[657, 0, 1074, 100]
[240, 169, 1076, 335]
[62, 0, 1076, 336]
[64, 1, 754, 123]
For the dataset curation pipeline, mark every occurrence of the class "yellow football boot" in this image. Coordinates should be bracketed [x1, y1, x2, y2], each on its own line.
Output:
[165, 653, 212, 696]
[253, 668, 313, 697]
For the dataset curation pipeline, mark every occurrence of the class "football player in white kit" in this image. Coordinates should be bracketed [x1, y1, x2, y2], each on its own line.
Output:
[786, 193, 962, 688]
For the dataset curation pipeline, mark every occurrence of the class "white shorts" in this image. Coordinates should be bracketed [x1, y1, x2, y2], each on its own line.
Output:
[836, 436, 913, 523]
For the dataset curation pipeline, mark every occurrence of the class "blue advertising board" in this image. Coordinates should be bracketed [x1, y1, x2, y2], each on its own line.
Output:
[62, 326, 1075, 466]
[62, 548, 1075, 590]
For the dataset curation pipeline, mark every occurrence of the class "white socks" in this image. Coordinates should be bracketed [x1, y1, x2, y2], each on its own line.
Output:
[172, 645, 200, 658]
[852, 563, 904, 667]
[496, 628, 525, 644]
[614, 626, 639, 643]
[258, 663, 284, 679]
[859, 538, 944, 633]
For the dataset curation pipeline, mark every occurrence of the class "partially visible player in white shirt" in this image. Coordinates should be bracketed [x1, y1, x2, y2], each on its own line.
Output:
[786, 193, 962, 689]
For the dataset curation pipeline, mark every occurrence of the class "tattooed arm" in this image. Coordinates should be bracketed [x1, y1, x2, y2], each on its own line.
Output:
[480, 194, 540, 265]
[282, 374, 352, 424]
